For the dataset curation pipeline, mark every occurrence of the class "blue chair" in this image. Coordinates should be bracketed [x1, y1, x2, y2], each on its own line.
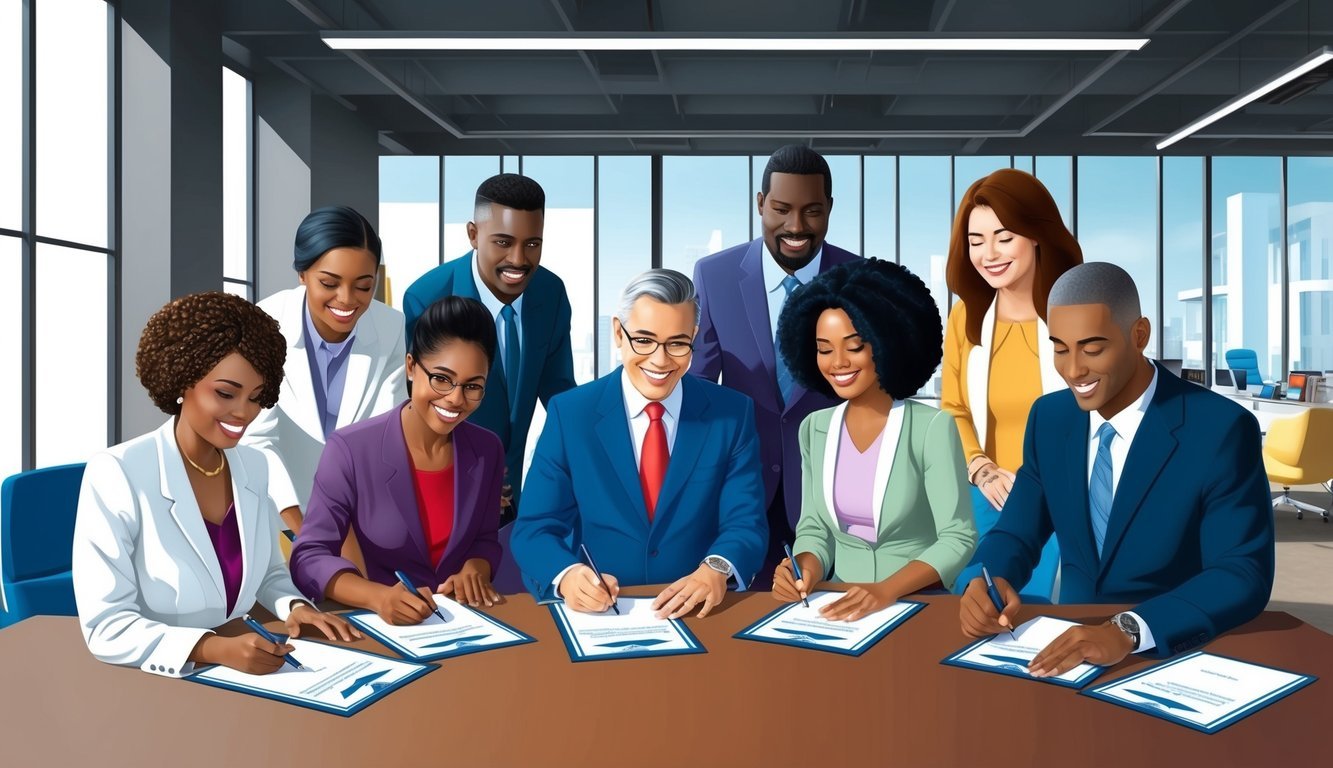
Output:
[1225, 349, 1264, 389]
[1, 463, 85, 628]
[491, 522, 524, 596]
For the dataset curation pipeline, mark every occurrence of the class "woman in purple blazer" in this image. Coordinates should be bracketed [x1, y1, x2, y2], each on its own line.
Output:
[291, 297, 506, 624]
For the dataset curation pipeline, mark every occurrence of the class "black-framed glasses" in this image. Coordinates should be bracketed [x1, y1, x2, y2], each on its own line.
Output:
[626, 337, 694, 357]
[415, 360, 485, 402]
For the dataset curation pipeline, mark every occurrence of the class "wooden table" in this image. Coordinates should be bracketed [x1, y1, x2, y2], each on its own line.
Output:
[1, 590, 1327, 767]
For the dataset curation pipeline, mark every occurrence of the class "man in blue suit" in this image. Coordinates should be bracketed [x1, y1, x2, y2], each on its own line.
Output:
[959, 262, 1274, 672]
[402, 174, 577, 523]
[511, 269, 768, 618]
[690, 145, 861, 588]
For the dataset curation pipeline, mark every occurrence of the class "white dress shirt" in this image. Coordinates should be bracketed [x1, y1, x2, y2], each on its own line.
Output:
[1085, 361, 1159, 653]
[470, 252, 524, 373]
[760, 246, 824, 341]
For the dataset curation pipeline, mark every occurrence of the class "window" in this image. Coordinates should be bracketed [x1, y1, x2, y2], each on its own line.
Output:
[863, 156, 896, 262]
[953, 156, 1012, 209]
[1162, 157, 1205, 367]
[1, 0, 19, 231]
[1286, 157, 1333, 373]
[662, 156, 749, 276]
[1035, 156, 1074, 231]
[378, 156, 440, 310]
[443, 156, 501, 263]
[1211, 158, 1282, 379]
[596, 156, 651, 377]
[1078, 157, 1159, 355]
[898, 156, 951, 396]
[222, 67, 251, 299]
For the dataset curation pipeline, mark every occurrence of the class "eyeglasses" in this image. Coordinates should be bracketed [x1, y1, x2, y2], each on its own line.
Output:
[414, 361, 485, 401]
[626, 336, 694, 357]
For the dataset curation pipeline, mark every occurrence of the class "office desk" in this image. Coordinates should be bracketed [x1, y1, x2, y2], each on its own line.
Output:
[2, 591, 1328, 767]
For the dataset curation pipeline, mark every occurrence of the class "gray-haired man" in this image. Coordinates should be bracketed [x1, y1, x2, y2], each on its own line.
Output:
[511, 269, 769, 618]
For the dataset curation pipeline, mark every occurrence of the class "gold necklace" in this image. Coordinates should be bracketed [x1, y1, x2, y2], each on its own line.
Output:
[183, 448, 226, 477]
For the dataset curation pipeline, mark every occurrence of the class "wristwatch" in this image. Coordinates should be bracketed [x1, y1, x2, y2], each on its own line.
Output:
[702, 556, 733, 577]
[1110, 612, 1141, 651]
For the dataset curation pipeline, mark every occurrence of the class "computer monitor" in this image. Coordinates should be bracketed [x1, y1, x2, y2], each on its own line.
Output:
[1286, 372, 1308, 401]
[1160, 358, 1184, 377]
[1214, 368, 1235, 389]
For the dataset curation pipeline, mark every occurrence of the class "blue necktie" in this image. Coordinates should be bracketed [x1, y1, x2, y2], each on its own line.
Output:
[501, 304, 520, 408]
[774, 275, 801, 404]
[1089, 422, 1117, 557]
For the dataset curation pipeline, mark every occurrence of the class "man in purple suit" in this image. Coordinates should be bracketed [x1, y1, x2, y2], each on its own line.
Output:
[691, 145, 862, 589]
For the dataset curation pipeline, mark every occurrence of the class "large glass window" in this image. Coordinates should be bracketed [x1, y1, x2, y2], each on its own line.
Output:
[863, 156, 896, 261]
[35, 244, 109, 466]
[378, 156, 440, 309]
[1286, 157, 1333, 375]
[0, 237, 19, 479]
[442, 156, 500, 263]
[596, 156, 651, 377]
[1162, 157, 1205, 368]
[899, 156, 951, 396]
[662, 156, 749, 276]
[953, 156, 1012, 209]
[1078, 157, 1159, 355]
[1035, 156, 1074, 231]
[35, 0, 108, 248]
[222, 67, 250, 299]
[1, 0, 19, 231]
[1211, 158, 1282, 380]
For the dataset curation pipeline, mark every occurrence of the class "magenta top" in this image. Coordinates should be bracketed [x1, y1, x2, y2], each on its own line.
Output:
[204, 504, 243, 616]
[833, 424, 883, 543]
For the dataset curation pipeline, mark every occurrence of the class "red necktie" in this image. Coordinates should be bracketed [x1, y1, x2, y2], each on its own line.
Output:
[639, 401, 668, 522]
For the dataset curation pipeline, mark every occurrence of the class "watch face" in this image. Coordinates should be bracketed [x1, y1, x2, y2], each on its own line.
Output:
[1117, 614, 1139, 633]
[704, 557, 731, 574]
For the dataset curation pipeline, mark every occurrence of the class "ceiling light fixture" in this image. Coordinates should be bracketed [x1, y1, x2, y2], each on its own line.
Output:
[1156, 45, 1333, 150]
[321, 32, 1150, 53]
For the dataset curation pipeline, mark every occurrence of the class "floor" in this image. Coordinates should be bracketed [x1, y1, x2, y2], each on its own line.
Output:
[1268, 484, 1333, 633]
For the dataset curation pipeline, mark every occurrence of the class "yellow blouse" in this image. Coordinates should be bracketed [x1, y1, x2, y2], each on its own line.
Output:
[940, 301, 1043, 473]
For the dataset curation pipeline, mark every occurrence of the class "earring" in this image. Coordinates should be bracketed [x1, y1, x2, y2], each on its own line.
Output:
[176, 396, 184, 405]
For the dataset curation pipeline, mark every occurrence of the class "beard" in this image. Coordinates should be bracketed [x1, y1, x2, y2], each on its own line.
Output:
[763, 234, 822, 272]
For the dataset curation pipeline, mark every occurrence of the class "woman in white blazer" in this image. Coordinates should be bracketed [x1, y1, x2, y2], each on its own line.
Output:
[939, 169, 1082, 600]
[245, 206, 407, 533]
[73, 293, 358, 677]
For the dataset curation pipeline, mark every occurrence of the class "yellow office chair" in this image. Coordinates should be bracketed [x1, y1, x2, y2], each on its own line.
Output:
[1263, 408, 1333, 522]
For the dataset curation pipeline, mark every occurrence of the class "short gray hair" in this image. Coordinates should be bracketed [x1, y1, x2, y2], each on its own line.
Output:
[617, 269, 699, 326]
[1047, 262, 1142, 338]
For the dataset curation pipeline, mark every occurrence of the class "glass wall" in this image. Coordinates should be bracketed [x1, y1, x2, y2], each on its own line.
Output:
[1162, 157, 1205, 368]
[862, 156, 896, 262]
[1211, 158, 1282, 380]
[1286, 157, 1333, 375]
[378, 156, 440, 310]
[222, 67, 251, 299]
[661, 155, 750, 276]
[596, 156, 652, 377]
[1078, 156, 1159, 355]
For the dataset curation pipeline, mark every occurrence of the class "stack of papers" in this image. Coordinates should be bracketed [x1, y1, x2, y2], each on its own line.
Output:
[941, 616, 1106, 687]
[346, 595, 534, 661]
[548, 596, 706, 661]
[734, 591, 924, 656]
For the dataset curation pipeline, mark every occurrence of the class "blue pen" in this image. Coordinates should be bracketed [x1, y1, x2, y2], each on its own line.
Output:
[981, 565, 1017, 641]
[241, 614, 305, 671]
[578, 543, 621, 615]
[394, 570, 451, 623]
[783, 542, 810, 608]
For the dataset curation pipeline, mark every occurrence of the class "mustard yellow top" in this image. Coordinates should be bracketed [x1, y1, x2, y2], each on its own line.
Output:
[940, 301, 1043, 473]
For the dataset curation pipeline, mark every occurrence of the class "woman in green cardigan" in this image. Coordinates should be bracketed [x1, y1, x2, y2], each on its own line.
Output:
[771, 258, 977, 621]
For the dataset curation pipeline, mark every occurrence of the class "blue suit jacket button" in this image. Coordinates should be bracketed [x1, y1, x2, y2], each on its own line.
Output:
[770, 464, 780, 472]
[650, 550, 659, 557]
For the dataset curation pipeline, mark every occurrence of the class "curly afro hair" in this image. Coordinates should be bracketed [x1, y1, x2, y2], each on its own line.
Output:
[775, 258, 942, 401]
[135, 291, 287, 415]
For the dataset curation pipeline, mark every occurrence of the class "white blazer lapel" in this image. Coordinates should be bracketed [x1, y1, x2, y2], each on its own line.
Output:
[279, 288, 325, 440]
[153, 421, 226, 605]
[224, 446, 265, 619]
[966, 299, 997, 452]
[820, 401, 847, 530]
[869, 401, 906, 533]
[1036, 317, 1065, 394]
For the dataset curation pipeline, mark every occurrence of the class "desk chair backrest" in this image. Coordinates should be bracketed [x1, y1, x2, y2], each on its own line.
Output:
[1225, 349, 1263, 388]
[1264, 409, 1333, 474]
[1, 463, 85, 627]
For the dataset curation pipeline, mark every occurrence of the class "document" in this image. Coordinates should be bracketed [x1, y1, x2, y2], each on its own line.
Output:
[1082, 651, 1317, 733]
[186, 639, 434, 716]
[941, 616, 1106, 688]
[734, 590, 924, 656]
[346, 595, 535, 661]
[548, 596, 706, 661]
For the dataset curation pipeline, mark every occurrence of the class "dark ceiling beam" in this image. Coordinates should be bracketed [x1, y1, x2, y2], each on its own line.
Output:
[931, 0, 957, 33]
[547, 0, 621, 114]
[1085, 0, 1302, 135]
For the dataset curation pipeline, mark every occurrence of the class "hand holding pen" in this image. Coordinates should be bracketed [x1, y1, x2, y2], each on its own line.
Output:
[571, 544, 620, 615]
[395, 570, 452, 624]
[783, 543, 811, 608]
[241, 614, 305, 671]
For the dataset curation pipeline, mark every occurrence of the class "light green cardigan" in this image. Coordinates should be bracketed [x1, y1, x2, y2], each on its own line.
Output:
[792, 399, 977, 588]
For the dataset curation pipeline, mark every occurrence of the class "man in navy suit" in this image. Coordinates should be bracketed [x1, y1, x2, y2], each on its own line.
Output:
[959, 262, 1274, 672]
[511, 269, 768, 618]
[403, 174, 577, 523]
[690, 145, 861, 588]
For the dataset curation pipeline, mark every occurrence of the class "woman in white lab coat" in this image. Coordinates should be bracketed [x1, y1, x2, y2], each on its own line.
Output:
[246, 206, 406, 534]
[72, 292, 359, 677]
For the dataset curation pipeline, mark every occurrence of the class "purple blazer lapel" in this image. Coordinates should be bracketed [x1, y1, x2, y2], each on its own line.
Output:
[438, 423, 483, 569]
[738, 243, 780, 404]
[381, 406, 431, 565]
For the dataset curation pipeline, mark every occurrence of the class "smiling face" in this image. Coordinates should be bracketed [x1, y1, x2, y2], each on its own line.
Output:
[179, 351, 266, 448]
[469, 204, 545, 303]
[758, 172, 832, 273]
[815, 308, 882, 402]
[614, 296, 697, 401]
[405, 339, 490, 440]
[298, 246, 378, 343]
[1049, 302, 1152, 419]
[967, 204, 1039, 295]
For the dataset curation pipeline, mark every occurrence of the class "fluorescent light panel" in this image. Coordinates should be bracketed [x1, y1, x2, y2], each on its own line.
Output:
[1157, 46, 1333, 150]
[321, 34, 1149, 53]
